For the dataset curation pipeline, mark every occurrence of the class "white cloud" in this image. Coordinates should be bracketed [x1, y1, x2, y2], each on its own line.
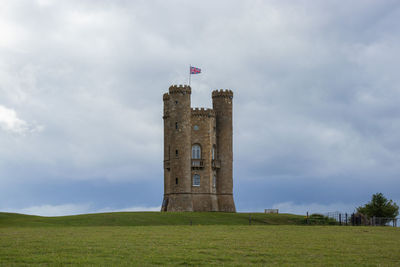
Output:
[0, 105, 26, 132]
[3, 203, 91, 217]
[272, 202, 358, 216]
[96, 206, 161, 213]
[3, 204, 161, 216]
[0, 105, 43, 134]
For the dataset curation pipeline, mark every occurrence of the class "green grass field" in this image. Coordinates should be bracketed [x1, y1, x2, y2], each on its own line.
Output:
[0, 211, 303, 227]
[1, 212, 399, 266]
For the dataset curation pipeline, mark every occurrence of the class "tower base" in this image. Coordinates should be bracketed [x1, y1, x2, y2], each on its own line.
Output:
[192, 194, 219, 211]
[162, 193, 193, 212]
[161, 193, 235, 212]
[217, 194, 236, 212]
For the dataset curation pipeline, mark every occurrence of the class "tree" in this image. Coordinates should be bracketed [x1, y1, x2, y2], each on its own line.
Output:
[357, 193, 399, 219]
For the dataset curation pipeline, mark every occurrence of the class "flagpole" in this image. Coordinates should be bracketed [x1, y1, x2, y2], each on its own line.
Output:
[189, 65, 191, 86]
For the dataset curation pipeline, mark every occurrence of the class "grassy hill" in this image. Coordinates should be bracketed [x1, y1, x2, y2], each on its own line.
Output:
[1, 212, 400, 265]
[0, 211, 304, 227]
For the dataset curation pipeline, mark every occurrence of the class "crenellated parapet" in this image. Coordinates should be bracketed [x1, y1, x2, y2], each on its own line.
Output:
[169, 84, 192, 95]
[191, 108, 215, 118]
[212, 89, 233, 98]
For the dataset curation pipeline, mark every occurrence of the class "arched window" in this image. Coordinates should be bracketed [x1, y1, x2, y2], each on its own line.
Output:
[212, 174, 216, 188]
[192, 144, 201, 159]
[193, 174, 200, 186]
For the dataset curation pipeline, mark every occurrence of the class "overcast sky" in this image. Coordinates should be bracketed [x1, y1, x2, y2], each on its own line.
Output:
[1, 0, 400, 216]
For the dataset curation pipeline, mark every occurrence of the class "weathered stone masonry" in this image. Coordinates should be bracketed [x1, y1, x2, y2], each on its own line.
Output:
[161, 85, 236, 212]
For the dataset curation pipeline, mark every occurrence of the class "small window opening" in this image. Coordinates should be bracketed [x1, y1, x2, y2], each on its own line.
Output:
[175, 178, 178, 184]
[175, 150, 178, 157]
[175, 122, 178, 130]
[193, 174, 200, 186]
[175, 100, 178, 104]
[212, 146, 216, 160]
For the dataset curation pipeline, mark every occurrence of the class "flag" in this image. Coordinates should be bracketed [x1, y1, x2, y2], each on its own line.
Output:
[190, 66, 201, 74]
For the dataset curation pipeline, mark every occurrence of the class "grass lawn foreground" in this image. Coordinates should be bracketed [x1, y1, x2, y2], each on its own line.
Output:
[0, 212, 399, 266]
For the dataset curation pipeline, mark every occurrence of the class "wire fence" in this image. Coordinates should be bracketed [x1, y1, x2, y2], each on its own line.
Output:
[305, 211, 399, 227]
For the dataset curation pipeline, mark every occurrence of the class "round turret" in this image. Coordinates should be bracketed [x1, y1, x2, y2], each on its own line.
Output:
[163, 84, 193, 211]
[212, 89, 236, 212]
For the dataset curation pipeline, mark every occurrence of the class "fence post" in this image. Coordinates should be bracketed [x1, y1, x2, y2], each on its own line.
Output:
[249, 214, 251, 225]
[306, 211, 309, 225]
[345, 213, 348, 226]
[339, 213, 342, 226]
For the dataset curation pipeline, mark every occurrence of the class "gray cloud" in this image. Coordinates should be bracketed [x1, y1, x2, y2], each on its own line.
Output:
[1, 0, 399, 214]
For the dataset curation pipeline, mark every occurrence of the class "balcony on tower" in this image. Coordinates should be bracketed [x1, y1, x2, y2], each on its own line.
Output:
[212, 159, 221, 169]
[191, 159, 204, 169]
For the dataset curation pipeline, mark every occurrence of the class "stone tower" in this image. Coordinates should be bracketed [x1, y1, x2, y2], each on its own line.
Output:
[161, 85, 236, 212]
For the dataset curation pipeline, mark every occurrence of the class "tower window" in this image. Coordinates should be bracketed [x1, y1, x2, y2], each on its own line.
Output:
[193, 174, 200, 186]
[192, 144, 201, 159]
[212, 145, 216, 160]
[175, 150, 178, 157]
[176, 178, 178, 184]
[175, 122, 178, 130]
[175, 101, 178, 104]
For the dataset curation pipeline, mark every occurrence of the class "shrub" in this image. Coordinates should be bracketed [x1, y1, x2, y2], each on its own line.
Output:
[303, 213, 338, 225]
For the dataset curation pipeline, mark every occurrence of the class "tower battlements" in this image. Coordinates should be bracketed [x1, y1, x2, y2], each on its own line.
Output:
[168, 84, 191, 95]
[191, 108, 215, 118]
[212, 89, 233, 98]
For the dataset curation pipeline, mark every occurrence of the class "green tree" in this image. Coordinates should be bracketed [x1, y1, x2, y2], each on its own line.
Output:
[357, 193, 399, 218]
